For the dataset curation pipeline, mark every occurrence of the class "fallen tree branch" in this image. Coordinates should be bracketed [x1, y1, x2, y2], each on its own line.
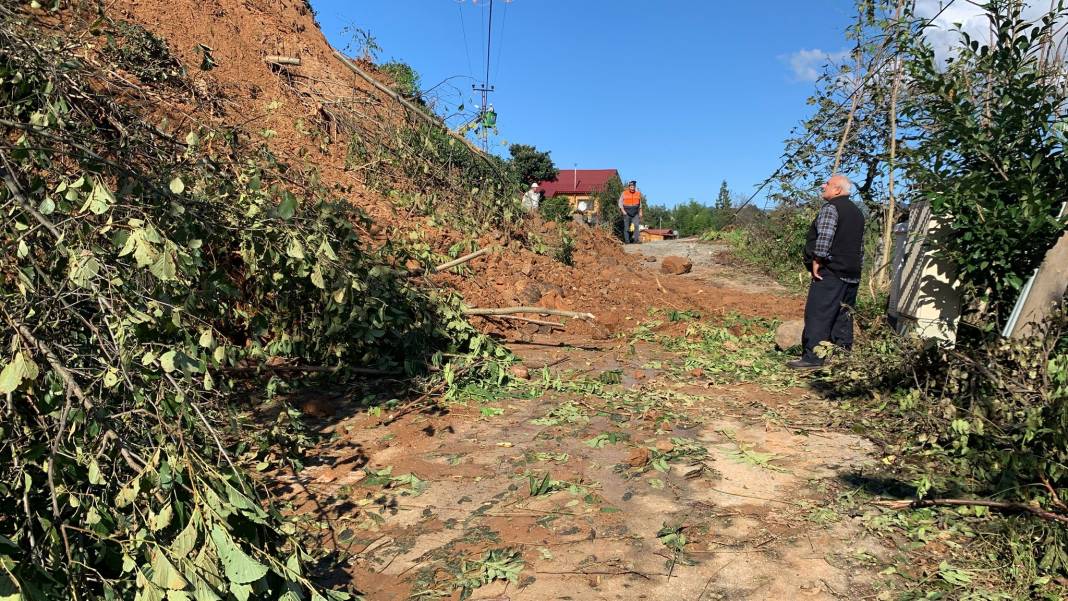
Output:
[410, 246, 492, 276]
[874, 498, 1068, 525]
[499, 339, 609, 351]
[464, 306, 596, 321]
[216, 364, 396, 376]
[654, 274, 666, 294]
[525, 357, 568, 370]
[1, 157, 62, 239]
[1040, 474, 1068, 511]
[265, 55, 301, 66]
[433, 246, 491, 273]
[331, 51, 493, 164]
[8, 316, 93, 410]
[534, 569, 656, 581]
[382, 362, 481, 425]
[488, 315, 565, 329]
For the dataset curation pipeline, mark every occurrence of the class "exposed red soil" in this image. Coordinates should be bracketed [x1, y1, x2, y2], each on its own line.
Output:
[108, 0, 800, 343]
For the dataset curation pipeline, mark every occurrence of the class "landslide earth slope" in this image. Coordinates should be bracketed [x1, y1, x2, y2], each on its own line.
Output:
[114, 0, 798, 336]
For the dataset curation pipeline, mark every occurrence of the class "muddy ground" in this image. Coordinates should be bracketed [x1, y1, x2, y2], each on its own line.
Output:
[272, 239, 897, 601]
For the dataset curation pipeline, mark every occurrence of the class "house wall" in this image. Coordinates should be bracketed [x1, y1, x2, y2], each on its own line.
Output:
[887, 201, 962, 345]
[640, 232, 676, 243]
[563, 195, 599, 214]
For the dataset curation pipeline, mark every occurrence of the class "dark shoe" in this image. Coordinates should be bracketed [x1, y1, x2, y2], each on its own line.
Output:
[786, 358, 824, 370]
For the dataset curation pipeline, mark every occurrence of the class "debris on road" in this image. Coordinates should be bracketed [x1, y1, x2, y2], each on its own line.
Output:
[661, 255, 694, 274]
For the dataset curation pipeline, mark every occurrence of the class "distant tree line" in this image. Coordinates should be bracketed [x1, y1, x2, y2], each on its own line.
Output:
[643, 181, 762, 236]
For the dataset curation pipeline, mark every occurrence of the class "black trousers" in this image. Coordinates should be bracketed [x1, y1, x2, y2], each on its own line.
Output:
[623, 207, 640, 243]
[801, 273, 858, 362]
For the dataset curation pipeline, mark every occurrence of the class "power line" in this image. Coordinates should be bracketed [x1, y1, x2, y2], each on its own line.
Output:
[457, 2, 474, 79]
[480, 0, 486, 78]
[727, 0, 960, 223]
[484, 0, 494, 91]
[493, 0, 509, 85]
[472, 0, 497, 151]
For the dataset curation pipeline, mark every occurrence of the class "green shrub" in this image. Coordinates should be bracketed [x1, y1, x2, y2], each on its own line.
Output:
[727, 206, 814, 287]
[554, 230, 575, 266]
[539, 195, 572, 223]
[905, 4, 1068, 321]
[388, 121, 521, 232]
[379, 60, 420, 99]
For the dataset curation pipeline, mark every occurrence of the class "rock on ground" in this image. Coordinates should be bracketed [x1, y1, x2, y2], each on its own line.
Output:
[775, 319, 805, 351]
[661, 256, 693, 275]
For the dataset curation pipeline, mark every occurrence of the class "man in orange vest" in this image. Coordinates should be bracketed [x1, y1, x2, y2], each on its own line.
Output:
[617, 180, 643, 244]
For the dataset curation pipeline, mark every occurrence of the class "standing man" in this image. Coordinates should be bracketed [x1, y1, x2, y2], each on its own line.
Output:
[521, 183, 541, 214]
[618, 180, 643, 244]
[788, 174, 865, 369]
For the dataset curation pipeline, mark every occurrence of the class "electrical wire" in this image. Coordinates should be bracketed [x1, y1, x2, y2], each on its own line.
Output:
[480, 0, 486, 84]
[458, 2, 474, 79]
[493, 0, 509, 85]
[484, 0, 494, 92]
[726, 0, 960, 223]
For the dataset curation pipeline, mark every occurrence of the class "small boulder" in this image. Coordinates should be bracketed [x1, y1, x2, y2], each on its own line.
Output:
[510, 365, 530, 380]
[775, 319, 805, 351]
[627, 447, 651, 467]
[514, 281, 543, 305]
[537, 289, 568, 310]
[660, 256, 693, 275]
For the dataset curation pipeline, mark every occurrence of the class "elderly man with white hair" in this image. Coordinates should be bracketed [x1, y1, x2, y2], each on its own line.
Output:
[788, 174, 866, 369]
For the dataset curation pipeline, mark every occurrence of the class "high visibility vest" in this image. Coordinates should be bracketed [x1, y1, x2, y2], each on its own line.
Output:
[622, 190, 641, 207]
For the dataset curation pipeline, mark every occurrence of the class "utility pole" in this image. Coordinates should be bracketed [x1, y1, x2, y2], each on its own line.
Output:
[472, 0, 495, 151]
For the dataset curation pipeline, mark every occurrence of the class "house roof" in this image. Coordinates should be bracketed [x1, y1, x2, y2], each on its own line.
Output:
[538, 169, 619, 197]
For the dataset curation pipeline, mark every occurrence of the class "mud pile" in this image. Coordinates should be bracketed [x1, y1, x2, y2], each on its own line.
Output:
[114, 0, 793, 336]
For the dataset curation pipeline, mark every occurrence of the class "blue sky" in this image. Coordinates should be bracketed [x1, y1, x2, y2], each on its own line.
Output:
[309, 1, 858, 208]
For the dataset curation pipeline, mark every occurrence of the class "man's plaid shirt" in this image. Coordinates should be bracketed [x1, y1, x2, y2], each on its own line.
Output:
[813, 203, 861, 284]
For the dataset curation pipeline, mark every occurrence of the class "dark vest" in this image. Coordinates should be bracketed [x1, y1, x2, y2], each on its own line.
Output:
[804, 195, 864, 279]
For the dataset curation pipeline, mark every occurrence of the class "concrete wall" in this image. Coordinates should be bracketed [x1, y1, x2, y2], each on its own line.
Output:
[887, 202, 962, 345]
[1008, 226, 1068, 338]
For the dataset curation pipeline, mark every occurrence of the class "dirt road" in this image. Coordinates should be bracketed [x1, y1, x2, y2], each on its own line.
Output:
[282, 239, 893, 600]
[623, 238, 790, 296]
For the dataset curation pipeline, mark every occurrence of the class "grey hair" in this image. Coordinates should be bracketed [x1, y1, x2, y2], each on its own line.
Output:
[829, 174, 852, 194]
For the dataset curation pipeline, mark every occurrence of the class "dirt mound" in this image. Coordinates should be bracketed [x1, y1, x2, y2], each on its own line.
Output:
[112, 0, 797, 341]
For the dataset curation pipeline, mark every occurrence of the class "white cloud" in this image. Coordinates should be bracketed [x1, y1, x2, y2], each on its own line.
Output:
[784, 48, 850, 82]
[914, 0, 1066, 63]
[783, 3, 1066, 87]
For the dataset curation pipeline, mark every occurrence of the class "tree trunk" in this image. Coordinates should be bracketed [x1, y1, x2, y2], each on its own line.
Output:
[832, 20, 864, 173]
[877, 0, 906, 291]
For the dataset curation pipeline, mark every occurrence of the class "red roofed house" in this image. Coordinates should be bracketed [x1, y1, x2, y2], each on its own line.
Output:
[538, 169, 621, 224]
[640, 228, 678, 243]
